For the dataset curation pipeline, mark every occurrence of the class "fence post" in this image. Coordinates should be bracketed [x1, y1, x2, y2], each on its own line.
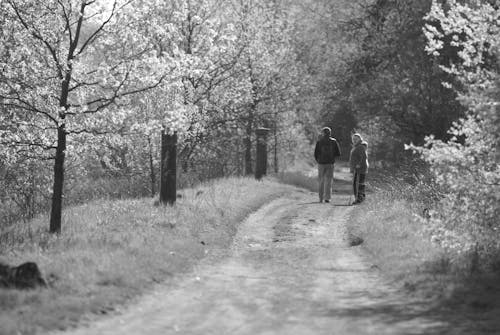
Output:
[160, 131, 177, 205]
[255, 128, 270, 180]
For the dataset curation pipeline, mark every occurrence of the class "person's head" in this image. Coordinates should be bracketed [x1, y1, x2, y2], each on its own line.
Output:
[352, 133, 362, 145]
[322, 127, 331, 137]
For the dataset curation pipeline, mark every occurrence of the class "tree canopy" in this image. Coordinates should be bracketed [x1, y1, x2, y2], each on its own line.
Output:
[1, 0, 497, 239]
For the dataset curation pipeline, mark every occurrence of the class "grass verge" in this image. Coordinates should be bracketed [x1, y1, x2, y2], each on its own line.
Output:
[347, 169, 500, 332]
[0, 177, 294, 335]
[346, 186, 449, 294]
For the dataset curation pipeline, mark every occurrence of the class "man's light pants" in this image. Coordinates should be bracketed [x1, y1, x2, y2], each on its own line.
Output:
[318, 164, 334, 201]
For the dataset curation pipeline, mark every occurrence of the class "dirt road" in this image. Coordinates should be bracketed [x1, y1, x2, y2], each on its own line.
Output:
[54, 183, 457, 335]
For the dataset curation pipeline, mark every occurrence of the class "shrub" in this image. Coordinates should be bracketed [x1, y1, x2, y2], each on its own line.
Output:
[410, 0, 500, 268]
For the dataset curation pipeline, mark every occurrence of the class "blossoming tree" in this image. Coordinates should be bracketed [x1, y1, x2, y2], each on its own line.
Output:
[412, 0, 500, 259]
[0, 0, 175, 233]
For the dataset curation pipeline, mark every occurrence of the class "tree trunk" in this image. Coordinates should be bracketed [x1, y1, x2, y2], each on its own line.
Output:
[273, 120, 279, 173]
[49, 125, 66, 233]
[244, 119, 253, 175]
[147, 136, 156, 197]
[238, 139, 244, 176]
[255, 128, 270, 180]
[160, 131, 177, 205]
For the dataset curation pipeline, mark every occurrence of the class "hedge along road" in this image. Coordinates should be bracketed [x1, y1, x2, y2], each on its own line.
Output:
[54, 180, 450, 335]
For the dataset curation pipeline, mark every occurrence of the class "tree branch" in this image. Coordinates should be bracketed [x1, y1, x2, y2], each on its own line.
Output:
[7, 0, 64, 80]
[76, 0, 117, 56]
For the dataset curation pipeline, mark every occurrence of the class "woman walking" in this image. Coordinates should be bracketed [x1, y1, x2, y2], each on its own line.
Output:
[349, 133, 369, 205]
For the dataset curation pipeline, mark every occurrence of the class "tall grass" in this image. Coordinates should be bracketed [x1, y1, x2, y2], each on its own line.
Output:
[348, 180, 448, 277]
[0, 177, 294, 335]
[346, 164, 500, 301]
[347, 165, 500, 329]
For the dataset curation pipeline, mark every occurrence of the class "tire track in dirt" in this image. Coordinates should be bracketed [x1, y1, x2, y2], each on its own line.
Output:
[54, 191, 449, 335]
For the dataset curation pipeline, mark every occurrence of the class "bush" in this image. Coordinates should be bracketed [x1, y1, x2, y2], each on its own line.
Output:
[411, 1, 500, 268]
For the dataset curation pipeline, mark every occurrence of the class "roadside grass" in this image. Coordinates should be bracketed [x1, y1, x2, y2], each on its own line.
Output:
[0, 177, 294, 335]
[347, 184, 450, 294]
[347, 169, 500, 323]
[345, 167, 468, 296]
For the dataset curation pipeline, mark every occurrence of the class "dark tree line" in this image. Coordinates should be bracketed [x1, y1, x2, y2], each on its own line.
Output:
[317, 0, 464, 163]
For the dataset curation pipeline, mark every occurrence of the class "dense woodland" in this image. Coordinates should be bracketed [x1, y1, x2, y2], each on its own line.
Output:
[0, 1, 499, 262]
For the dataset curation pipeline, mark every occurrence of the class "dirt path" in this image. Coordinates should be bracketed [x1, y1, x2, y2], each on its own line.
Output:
[55, 189, 450, 335]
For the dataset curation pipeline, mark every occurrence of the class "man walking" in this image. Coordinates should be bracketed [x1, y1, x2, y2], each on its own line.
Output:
[314, 127, 341, 203]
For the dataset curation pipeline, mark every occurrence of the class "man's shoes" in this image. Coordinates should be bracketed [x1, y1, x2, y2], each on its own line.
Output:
[352, 199, 363, 205]
[319, 199, 323, 203]
[324, 200, 330, 203]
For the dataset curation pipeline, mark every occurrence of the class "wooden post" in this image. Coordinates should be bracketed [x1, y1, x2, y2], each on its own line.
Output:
[255, 128, 270, 180]
[160, 131, 177, 205]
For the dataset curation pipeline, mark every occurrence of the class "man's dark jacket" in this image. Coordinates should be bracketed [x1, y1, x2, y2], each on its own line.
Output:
[314, 136, 341, 164]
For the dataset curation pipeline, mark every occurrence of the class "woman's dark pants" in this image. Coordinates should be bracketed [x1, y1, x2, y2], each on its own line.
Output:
[353, 172, 366, 202]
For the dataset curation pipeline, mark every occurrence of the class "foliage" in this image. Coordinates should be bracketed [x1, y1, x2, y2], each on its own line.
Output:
[411, 0, 500, 265]
[322, 0, 465, 161]
[0, 0, 316, 228]
[0, 0, 179, 231]
[169, 0, 313, 177]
